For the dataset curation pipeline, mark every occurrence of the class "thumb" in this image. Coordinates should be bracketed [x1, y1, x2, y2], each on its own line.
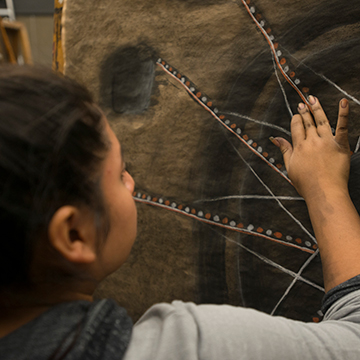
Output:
[270, 137, 293, 169]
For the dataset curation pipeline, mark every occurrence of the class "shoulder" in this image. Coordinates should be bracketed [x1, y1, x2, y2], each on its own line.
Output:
[324, 288, 360, 321]
[124, 300, 360, 360]
[72, 299, 133, 359]
[0, 299, 133, 360]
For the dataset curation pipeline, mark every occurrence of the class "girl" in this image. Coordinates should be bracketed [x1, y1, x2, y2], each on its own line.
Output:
[1, 65, 360, 359]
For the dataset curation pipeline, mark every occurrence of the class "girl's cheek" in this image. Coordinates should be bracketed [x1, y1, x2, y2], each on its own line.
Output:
[124, 172, 135, 193]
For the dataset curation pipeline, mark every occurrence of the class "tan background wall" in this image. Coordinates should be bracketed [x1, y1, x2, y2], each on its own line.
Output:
[17, 15, 53, 66]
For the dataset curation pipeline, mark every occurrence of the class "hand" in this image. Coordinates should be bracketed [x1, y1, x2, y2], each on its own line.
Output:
[273, 96, 351, 202]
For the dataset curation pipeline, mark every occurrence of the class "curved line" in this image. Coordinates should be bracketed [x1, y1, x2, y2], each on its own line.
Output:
[287, 50, 360, 109]
[221, 111, 291, 136]
[271, 250, 319, 315]
[195, 195, 304, 202]
[157, 62, 291, 184]
[223, 234, 323, 292]
[355, 136, 360, 153]
[135, 197, 315, 254]
[240, 0, 312, 111]
[272, 52, 293, 118]
[229, 142, 317, 244]
[309, 71, 360, 107]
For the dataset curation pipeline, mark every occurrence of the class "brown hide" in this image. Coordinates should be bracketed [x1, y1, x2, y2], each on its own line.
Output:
[63, 0, 360, 322]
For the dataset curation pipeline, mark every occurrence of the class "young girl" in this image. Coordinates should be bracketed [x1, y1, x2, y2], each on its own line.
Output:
[1, 65, 360, 359]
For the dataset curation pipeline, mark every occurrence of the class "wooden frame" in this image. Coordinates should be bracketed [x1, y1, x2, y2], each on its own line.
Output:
[0, 18, 32, 64]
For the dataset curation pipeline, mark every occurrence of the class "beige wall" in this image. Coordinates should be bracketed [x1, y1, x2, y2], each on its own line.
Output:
[17, 15, 53, 66]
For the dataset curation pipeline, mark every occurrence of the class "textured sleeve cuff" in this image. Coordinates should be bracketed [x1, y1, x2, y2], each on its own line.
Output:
[322, 274, 360, 314]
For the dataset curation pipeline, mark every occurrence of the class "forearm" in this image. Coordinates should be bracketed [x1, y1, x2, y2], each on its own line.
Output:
[274, 97, 354, 293]
[306, 187, 360, 292]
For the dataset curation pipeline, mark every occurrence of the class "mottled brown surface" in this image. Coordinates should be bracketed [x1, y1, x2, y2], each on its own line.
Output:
[63, 0, 360, 321]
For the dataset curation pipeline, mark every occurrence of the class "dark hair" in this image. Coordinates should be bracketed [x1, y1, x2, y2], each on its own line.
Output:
[0, 65, 110, 287]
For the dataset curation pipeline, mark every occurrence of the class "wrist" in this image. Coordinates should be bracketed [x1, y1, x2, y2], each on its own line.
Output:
[303, 184, 350, 208]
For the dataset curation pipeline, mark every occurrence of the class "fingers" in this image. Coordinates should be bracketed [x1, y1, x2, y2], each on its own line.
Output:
[290, 114, 305, 147]
[272, 137, 293, 170]
[335, 98, 350, 150]
[297, 102, 316, 134]
[273, 98, 350, 169]
[308, 95, 332, 137]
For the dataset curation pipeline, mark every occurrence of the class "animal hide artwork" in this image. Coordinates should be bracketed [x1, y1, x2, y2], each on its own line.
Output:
[62, 0, 360, 321]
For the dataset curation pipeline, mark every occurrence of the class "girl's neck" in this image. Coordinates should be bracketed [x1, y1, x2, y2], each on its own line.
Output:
[0, 281, 95, 338]
[0, 305, 50, 338]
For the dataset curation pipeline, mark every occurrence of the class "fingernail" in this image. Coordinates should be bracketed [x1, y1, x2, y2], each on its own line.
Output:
[341, 99, 348, 108]
[308, 95, 316, 105]
[298, 103, 305, 110]
[269, 136, 280, 147]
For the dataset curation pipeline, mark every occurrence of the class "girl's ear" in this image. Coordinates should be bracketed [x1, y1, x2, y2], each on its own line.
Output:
[48, 206, 97, 264]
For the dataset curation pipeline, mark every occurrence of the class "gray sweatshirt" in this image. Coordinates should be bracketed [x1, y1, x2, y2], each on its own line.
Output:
[2, 276, 360, 359]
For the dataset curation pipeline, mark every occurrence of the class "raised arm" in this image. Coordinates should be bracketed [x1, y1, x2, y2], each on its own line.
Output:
[273, 96, 360, 292]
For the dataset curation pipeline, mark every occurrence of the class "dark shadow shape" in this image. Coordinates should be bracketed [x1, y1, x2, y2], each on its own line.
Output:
[100, 44, 157, 114]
